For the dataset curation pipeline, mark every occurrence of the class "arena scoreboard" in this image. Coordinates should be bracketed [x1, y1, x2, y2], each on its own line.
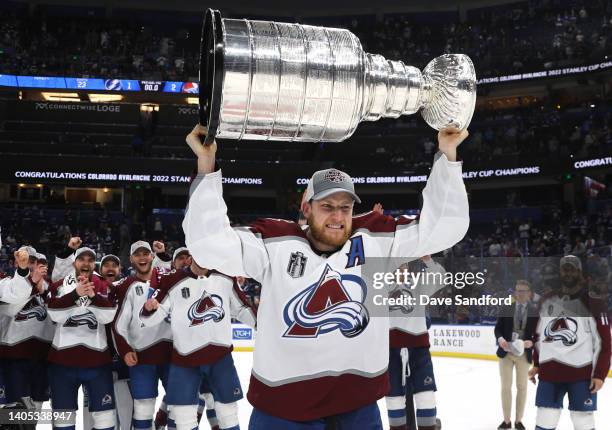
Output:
[0, 75, 199, 94]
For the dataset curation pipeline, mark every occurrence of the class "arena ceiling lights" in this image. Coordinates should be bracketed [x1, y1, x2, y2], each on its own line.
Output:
[140, 103, 159, 112]
[88, 93, 123, 103]
[41, 92, 80, 102]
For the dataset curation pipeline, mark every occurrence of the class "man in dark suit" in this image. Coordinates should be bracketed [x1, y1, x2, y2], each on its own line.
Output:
[495, 280, 537, 430]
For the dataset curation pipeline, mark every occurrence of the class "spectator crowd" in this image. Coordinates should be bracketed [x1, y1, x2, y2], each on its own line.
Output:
[1, 0, 611, 81]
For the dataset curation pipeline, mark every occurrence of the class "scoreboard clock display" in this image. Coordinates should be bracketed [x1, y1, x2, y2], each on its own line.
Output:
[140, 80, 164, 92]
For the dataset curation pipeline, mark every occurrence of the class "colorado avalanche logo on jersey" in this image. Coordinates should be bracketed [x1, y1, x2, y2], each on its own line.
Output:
[15, 300, 47, 322]
[283, 265, 369, 338]
[543, 317, 578, 346]
[388, 285, 415, 315]
[64, 311, 98, 329]
[187, 291, 224, 327]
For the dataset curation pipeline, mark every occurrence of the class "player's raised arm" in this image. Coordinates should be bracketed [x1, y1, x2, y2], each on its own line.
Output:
[182, 125, 270, 281]
[0, 248, 33, 308]
[391, 127, 470, 258]
[51, 236, 81, 282]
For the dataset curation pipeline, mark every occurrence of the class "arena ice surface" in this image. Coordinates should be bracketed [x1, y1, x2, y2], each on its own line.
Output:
[37, 353, 612, 430]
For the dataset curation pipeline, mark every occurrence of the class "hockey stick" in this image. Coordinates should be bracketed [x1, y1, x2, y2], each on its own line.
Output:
[405, 384, 417, 430]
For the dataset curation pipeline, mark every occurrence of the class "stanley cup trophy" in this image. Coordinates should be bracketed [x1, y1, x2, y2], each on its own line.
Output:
[199, 9, 476, 144]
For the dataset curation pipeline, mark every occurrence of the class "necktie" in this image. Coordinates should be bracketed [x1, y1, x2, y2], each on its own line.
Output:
[518, 304, 524, 328]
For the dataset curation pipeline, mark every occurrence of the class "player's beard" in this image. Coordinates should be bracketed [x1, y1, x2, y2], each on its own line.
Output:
[560, 274, 583, 295]
[76, 264, 94, 278]
[134, 261, 153, 276]
[307, 214, 352, 249]
[561, 273, 578, 288]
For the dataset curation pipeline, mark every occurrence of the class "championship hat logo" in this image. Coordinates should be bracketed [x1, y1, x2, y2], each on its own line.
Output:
[283, 265, 369, 338]
[324, 169, 348, 184]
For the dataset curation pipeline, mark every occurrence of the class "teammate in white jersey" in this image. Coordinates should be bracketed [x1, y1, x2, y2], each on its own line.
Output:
[142, 258, 255, 430]
[385, 255, 446, 430]
[0, 250, 52, 415]
[183, 124, 470, 429]
[529, 255, 610, 430]
[112, 241, 173, 430]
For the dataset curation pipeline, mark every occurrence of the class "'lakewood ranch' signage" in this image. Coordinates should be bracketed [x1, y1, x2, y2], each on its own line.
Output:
[429, 325, 497, 357]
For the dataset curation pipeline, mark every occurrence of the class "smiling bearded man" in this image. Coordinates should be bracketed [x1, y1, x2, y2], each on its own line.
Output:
[183, 124, 470, 430]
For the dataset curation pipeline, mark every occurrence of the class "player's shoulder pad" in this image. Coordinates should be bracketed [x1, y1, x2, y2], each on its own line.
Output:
[585, 292, 609, 315]
[248, 217, 306, 240]
[116, 275, 140, 292]
[158, 268, 193, 288]
[534, 290, 557, 311]
[352, 211, 418, 233]
[208, 269, 234, 284]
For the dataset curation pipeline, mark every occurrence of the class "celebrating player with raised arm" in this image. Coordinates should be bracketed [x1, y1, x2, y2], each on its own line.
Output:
[183, 124, 470, 429]
[112, 241, 173, 430]
[47, 247, 118, 430]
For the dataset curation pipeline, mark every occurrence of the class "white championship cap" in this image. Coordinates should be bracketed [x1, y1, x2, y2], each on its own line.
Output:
[130, 241, 152, 255]
[172, 247, 190, 262]
[75, 247, 96, 259]
[304, 168, 361, 203]
[508, 332, 525, 357]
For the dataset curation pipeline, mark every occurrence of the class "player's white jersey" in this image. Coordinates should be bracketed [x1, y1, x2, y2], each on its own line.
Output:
[534, 291, 611, 382]
[0, 294, 54, 355]
[140, 270, 255, 366]
[183, 152, 469, 421]
[0, 271, 54, 359]
[47, 273, 117, 367]
[0, 269, 33, 314]
[51, 252, 75, 283]
[389, 259, 446, 348]
[112, 275, 172, 364]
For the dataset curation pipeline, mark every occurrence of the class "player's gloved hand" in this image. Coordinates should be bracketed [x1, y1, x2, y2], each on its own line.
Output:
[186, 124, 217, 174]
[14, 248, 30, 270]
[144, 298, 160, 312]
[437, 127, 469, 162]
[68, 237, 83, 250]
[76, 275, 95, 297]
[32, 266, 46, 294]
[152, 241, 165, 254]
[124, 352, 138, 367]
[528, 366, 538, 384]
[590, 378, 604, 393]
[31, 263, 47, 284]
[35, 280, 45, 295]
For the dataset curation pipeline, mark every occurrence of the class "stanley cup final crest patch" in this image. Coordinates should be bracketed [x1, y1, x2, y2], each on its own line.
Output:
[287, 251, 307, 278]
